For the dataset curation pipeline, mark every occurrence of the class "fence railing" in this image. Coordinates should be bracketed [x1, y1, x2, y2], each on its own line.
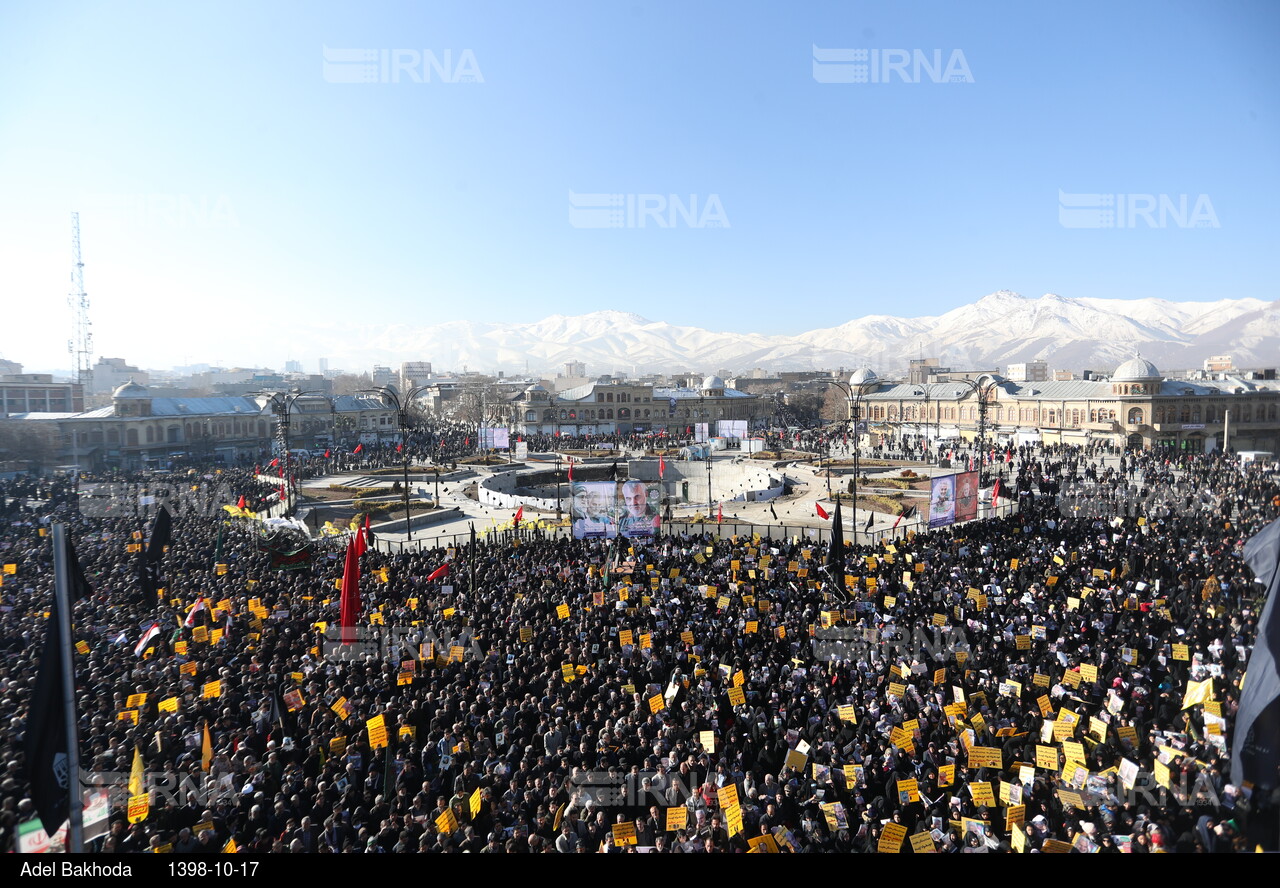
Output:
[363, 500, 1021, 555]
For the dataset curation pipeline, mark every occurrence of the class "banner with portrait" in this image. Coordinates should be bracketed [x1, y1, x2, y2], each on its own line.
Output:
[929, 474, 957, 529]
[570, 481, 663, 540]
[954, 471, 979, 523]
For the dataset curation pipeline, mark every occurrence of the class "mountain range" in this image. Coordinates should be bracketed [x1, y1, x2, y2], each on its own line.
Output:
[300, 292, 1276, 378]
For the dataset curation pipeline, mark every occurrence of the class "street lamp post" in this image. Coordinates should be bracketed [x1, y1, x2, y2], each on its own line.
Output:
[822, 371, 878, 544]
[911, 387, 934, 461]
[555, 454, 563, 522]
[260, 389, 318, 517]
[364, 385, 431, 540]
[952, 376, 1001, 484]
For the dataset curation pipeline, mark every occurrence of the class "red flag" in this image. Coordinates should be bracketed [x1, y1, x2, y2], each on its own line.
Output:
[717, 503, 723, 524]
[396, 442, 403, 453]
[816, 502, 829, 520]
[659, 456, 665, 479]
[555, 430, 560, 438]
[236, 495, 247, 509]
[992, 479, 1002, 502]
[426, 563, 450, 582]
[324, 449, 331, 458]
[354, 517, 368, 558]
[1004, 450, 1012, 463]
[568, 457, 574, 482]
[514, 506, 524, 524]
[353, 443, 363, 454]
[338, 540, 361, 644]
[268, 458, 279, 468]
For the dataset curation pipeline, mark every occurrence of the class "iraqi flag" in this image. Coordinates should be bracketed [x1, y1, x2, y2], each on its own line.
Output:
[184, 596, 207, 628]
[816, 502, 830, 520]
[426, 563, 451, 582]
[134, 622, 161, 657]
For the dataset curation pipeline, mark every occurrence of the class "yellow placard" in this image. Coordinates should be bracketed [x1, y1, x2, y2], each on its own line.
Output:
[435, 808, 458, 835]
[878, 822, 907, 853]
[968, 747, 1002, 770]
[202, 680, 221, 699]
[611, 822, 637, 846]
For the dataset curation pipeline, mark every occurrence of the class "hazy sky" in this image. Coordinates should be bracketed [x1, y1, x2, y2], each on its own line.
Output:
[2, 0, 1277, 373]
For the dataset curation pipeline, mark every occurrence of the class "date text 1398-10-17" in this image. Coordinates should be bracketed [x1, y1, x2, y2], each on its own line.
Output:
[169, 861, 260, 878]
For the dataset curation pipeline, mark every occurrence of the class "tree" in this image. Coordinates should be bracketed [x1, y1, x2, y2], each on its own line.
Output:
[0, 421, 60, 472]
[331, 373, 373, 397]
[820, 387, 849, 423]
[785, 392, 824, 427]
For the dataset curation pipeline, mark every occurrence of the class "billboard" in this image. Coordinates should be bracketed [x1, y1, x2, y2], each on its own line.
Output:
[479, 427, 510, 450]
[717, 419, 748, 440]
[954, 471, 979, 522]
[571, 480, 663, 540]
[928, 474, 956, 529]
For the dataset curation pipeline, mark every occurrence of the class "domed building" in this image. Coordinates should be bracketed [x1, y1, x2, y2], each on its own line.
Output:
[849, 367, 879, 387]
[857, 354, 1277, 455]
[111, 378, 153, 417]
[1109, 355, 1162, 396]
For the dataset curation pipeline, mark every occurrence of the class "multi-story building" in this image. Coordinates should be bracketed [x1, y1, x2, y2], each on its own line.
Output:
[1005, 361, 1049, 382]
[504, 376, 764, 437]
[854, 356, 1279, 453]
[17, 382, 397, 470]
[0, 374, 85, 417]
[90, 358, 149, 394]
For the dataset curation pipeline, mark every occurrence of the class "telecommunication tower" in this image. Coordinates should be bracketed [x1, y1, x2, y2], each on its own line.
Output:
[68, 212, 93, 387]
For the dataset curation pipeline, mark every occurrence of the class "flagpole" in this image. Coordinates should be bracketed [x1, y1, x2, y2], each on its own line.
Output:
[52, 524, 84, 853]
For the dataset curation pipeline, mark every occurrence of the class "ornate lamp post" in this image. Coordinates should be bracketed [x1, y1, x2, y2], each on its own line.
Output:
[363, 385, 431, 539]
[259, 388, 317, 516]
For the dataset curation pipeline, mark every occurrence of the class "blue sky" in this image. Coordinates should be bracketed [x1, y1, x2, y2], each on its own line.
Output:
[1, 0, 1277, 373]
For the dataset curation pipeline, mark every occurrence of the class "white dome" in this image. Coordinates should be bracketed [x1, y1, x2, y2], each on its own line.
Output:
[112, 378, 149, 399]
[702, 375, 725, 390]
[849, 367, 878, 386]
[1112, 356, 1161, 381]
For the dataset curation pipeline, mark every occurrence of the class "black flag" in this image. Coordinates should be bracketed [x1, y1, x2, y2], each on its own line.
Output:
[826, 502, 845, 590]
[864, 510, 874, 532]
[137, 506, 172, 607]
[1233, 518, 1280, 789]
[25, 535, 91, 834]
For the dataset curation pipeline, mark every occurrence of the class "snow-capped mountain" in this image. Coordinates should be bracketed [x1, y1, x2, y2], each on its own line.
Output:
[305, 292, 1278, 376]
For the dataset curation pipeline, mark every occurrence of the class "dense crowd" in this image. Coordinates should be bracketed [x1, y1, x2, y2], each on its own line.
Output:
[1, 446, 1278, 853]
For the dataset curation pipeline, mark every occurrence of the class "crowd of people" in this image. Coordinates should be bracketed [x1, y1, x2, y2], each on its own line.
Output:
[0, 445, 1277, 853]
